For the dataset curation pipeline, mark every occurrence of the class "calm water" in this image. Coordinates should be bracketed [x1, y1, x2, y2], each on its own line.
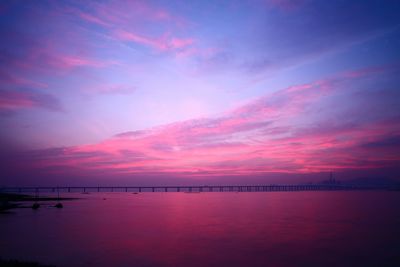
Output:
[1, 192, 400, 267]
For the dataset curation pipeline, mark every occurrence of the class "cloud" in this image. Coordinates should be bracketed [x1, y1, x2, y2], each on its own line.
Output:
[361, 135, 400, 149]
[72, 0, 182, 27]
[0, 31, 114, 80]
[84, 83, 136, 95]
[0, 89, 63, 114]
[63, 0, 194, 54]
[5, 64, 399, 179]
[74, 10, 111, 27]
[0, 69, 47, 88]
[114, 29, 194, 52]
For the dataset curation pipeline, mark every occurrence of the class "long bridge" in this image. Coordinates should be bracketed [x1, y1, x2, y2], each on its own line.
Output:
[0, 184, 395, 194]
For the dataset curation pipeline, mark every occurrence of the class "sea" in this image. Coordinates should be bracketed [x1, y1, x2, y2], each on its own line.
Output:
[1, 191, 399, 267]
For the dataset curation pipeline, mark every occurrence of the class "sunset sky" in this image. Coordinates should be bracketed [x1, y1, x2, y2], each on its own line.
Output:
[1, 0, 400, 185]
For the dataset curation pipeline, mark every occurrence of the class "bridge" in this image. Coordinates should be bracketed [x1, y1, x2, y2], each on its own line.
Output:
[0, 184, 392, 194]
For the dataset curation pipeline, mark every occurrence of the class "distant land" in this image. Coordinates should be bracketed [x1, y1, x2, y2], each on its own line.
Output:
[343, 177, 400, 186]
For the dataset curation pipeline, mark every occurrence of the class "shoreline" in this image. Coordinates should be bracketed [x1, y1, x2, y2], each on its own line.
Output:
[0, 259, 55, 267]
[0, 193, 77, 212]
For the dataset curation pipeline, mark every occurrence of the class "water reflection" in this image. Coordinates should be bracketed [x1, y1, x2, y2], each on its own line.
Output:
[1, 192, 399, 267]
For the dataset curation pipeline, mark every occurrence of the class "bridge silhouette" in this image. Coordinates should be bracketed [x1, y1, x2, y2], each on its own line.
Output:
[0, 184, 393, 194]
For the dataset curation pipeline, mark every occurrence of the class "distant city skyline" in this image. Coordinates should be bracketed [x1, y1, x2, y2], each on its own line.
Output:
[1, 0, 400, 185]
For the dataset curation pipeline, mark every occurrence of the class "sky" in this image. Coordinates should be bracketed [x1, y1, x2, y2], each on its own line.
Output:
[1, 0, 400, 186]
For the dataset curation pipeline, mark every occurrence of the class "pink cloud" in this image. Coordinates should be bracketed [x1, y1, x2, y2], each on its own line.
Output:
[55, 55, 109, 69]
[115, 30, 164, 50]
[19, 64, 400, 178]
[74, 0, 184, 27]
[0, 91, 36, 109]
[169, 38, 194, 49]
[76, 10, 111, 27]
[0, 70, 47, 88]
[84, 83, 136, 95]
[1, 41, 114, 78]
[114, 30, 194, 52]
[0, 89, 62, 112]
[61, 1, 194, 55]
[13, 52, 113, 75]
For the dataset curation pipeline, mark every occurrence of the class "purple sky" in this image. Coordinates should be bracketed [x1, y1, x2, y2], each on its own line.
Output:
[1, 0, 400, 185]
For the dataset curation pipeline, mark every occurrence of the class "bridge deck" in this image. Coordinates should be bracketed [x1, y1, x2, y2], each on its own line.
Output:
[0, 184, 389, 193]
